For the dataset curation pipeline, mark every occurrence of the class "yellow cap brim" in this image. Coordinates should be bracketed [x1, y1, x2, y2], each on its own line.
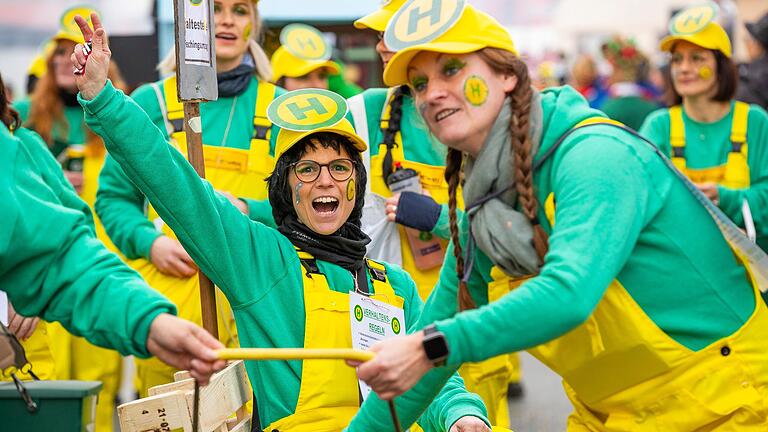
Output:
[383, 41, 485, 87]
[354, 8, 394, 31]
[275, 118, 367, 161]
[659, 22, 732, 58]
[272, 46, 341, 81]
[52, 30, 85, 45]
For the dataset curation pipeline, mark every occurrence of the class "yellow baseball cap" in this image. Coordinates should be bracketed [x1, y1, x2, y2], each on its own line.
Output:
[382, 0, 517, 86]
[52, 5, 98, 45]
[267, 89, 367, 160]
[659, 3, 732, 58]
[354, 0, 407, 32]
[272, 23, 341, 82]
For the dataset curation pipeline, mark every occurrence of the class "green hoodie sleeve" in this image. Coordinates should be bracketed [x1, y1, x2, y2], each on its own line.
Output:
[638, 108, 671, 155]
[0, 124, 176, 358]
[94, 83, 171, 260]
[96, 155, 163, 259]
[716, 106, 768, 247]
[350, 131, 657, 429]
[81, 81, 292, 307]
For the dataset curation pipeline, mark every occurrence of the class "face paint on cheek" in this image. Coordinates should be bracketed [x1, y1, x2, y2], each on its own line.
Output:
[244, 22, 252, 40]
[294, 181, 303, 204]
[463, 75, 489, 106]
[698, 66, 712, 79]
[346, 179, 356, 202]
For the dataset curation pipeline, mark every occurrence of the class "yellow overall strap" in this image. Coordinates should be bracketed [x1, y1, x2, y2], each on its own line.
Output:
[162, 76, 185, 142]
[668, 105, 687, 172]
[724, 100, 750, 183]
[247, 80, 277, 171]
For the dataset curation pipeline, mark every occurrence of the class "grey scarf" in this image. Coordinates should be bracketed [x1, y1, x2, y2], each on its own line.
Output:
[462, 90, 544, 277]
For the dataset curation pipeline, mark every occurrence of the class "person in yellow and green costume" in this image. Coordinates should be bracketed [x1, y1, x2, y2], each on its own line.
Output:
[271, 23, 341, 91]
[349, 1, 522, 426]
[344, 2, 768, 430]
[1, 71, 225, 393]
[74, 13, 492, 431]
[640, 4, 768, 252]
[12, 6, 128, 430]
[95, 0, 284, 398]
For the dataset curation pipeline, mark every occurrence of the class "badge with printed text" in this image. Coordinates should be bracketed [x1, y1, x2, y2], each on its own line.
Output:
[267, 89, 348, 131]
[668, 3, 718, 35]
[384, 0, 466, 51]
[349, 291, 406, 402]
[280, 23, 331, 61]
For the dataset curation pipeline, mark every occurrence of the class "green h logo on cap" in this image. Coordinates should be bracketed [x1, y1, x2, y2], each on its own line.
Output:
[280, 23, 330, 60]
[408, 0, 442, 35]
[385, 0, 466, 51]
[669, 3, 718, 35]
[268, 89, 348, 132]
[286, 97, 328, 120]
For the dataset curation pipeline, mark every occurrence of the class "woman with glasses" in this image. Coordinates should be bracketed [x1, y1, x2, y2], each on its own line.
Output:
[72, 14, 491, 432]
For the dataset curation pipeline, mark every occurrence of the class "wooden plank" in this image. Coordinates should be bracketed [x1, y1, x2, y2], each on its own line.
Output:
[118, 391, 192, 432]
[197, 361, 252, 431]
[226, 418, 251, 432]
[148, 378, 195, 397]
[174, 370, 192, 382]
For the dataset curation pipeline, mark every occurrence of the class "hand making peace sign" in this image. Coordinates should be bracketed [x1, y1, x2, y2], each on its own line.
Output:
[71, 13, 111, 100]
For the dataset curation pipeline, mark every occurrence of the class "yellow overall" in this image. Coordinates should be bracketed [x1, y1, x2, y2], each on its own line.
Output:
[130, 76, 277, 396]
[265, 251, 426, 431]
[492, 178, 768, 430]
[669, 102, 750, 187]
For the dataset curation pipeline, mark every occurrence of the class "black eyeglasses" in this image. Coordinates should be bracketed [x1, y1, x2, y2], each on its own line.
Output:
[290, 158, 355, 183]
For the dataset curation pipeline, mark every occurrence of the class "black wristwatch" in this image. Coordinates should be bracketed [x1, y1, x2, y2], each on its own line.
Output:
[422, 324, 449, 366]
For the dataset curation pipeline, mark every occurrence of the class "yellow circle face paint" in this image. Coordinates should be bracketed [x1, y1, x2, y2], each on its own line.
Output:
[244, 22, 252, 40]
[698, 65, 713, 79]
[464, 75, 489, 106]
[346, 179, 356, 201]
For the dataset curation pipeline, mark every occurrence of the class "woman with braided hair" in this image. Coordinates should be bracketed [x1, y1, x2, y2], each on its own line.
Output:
[348, 1, 522, 426]
[346, 2, 768, 431]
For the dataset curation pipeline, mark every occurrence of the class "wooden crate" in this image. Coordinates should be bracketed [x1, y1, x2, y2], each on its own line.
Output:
[118, 361, 251, 432]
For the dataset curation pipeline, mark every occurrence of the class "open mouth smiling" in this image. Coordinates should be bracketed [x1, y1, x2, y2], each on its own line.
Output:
[312, 196, 339, 216]
[435, 108, 459, 122]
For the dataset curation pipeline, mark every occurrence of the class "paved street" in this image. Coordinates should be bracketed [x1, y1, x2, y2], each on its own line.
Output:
[507, 353, 572, 431]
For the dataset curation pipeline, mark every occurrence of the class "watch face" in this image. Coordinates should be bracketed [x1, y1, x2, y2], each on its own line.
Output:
[423, 331, 449, 362]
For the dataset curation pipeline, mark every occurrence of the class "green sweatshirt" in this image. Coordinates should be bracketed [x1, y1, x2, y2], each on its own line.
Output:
[14, 99, 86, 157]
[81, 81, 487, 431]
[639, 102, 768, 251]
[347, 85, 757, 430]
[0, 123, 175, 357]
[96, 76, 284, 260]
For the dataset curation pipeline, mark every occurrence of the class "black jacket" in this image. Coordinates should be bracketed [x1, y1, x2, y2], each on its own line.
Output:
[737, 55, 768, 110]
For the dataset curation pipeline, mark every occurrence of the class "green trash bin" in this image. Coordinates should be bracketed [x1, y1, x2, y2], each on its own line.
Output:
[0, 380, 102, 432]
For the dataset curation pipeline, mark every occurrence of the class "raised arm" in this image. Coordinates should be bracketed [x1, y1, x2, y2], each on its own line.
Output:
[72, 14, 285, 305]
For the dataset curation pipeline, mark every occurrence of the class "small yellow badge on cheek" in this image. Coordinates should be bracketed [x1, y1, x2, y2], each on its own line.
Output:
[346, 179, 356, 202]
[698, 66, 713, 79]
[464, 75, 489, 106]
[244, 22, 252, 40]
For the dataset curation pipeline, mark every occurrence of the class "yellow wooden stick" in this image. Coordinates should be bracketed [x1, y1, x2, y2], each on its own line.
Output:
[216, 348, 375, 362]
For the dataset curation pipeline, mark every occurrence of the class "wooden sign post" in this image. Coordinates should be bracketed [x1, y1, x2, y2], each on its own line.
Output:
[172, 0, 219, 340]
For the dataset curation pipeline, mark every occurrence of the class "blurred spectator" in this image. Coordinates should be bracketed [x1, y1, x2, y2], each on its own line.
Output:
[570, 54, 608, 108]
[600, 36, 659, 129]
[736, 12, 768, 109]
